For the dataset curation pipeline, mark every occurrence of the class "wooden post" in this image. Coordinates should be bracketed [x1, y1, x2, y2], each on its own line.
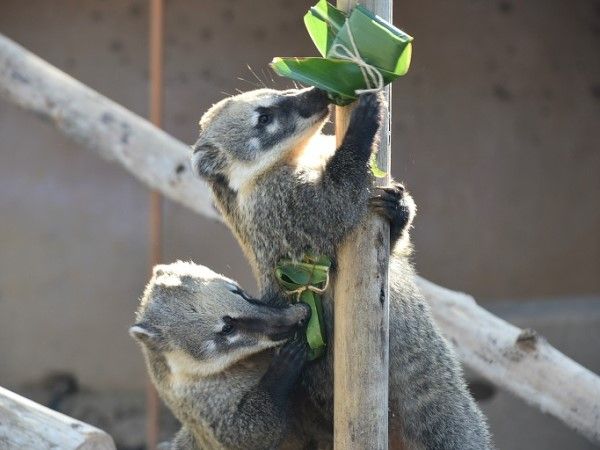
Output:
[0, 386, 115, 450]
[147, 1, 164, 449]
[333, 1, 391, 449]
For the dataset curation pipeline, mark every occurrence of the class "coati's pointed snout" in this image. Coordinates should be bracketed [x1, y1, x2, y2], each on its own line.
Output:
[265, 302, 311, 341]
[294, 87, 331, 119]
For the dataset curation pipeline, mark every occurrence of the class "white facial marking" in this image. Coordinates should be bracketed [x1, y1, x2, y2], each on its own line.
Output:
[204, 340, 217, 354]
[166, 341, 282, 379]
[227, 334, 243, 344]
[214, 320, 227, 333]
[249, 137, 260, 151]
[266, 120, 279, 134]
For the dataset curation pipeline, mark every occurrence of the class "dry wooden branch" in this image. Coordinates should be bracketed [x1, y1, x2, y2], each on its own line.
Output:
[417, 276, 600, 443]
[1, 32, 599, 444]
[0, 386, 115, 450]
[0, 34, 217, 221]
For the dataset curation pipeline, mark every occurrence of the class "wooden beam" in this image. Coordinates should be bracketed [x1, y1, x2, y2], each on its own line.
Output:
[333, 1, 391, 449]
[0, 33, 218, 221]
[417, 276, 600, 444]
[0, 386, 115, 450]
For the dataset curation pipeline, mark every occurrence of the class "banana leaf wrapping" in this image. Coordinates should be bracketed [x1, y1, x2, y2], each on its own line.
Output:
[271, 0, 413, 105]
[275, 254, 331, 360]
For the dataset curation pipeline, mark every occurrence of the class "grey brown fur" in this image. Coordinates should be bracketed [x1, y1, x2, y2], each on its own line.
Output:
[130, 262, 311, 450]
[192, 87, 491, 449]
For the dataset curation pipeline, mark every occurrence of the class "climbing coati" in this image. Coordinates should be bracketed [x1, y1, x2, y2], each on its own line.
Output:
[192, 88, 491, 449]
[130, 262, 311, 450]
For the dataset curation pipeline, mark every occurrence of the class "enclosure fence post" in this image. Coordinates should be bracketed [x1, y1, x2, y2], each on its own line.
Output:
[333, 1, 392, 449]
[147, 0, 165, 449]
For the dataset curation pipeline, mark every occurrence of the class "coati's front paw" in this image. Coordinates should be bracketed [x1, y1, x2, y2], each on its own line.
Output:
[345, 92, 384, 150]
[263, 338, 308, 394]
[369, 182, 416, 247]
[273, 338, 309, 376]
[351, 92, 383, 126]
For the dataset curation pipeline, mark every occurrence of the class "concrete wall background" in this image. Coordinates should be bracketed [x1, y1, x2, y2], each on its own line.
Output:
[0, 0, 598, 448]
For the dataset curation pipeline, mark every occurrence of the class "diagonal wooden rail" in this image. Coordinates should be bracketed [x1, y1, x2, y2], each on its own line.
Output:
[0, 386, 115, 449]
[0, 33, 599, 444]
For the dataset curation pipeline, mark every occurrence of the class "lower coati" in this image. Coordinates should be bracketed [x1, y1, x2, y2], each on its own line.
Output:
[130, 262, 311, 450]
[191, 88, 491, 449]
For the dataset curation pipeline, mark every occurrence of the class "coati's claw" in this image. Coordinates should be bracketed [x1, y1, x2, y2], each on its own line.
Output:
[370, 182, 415, 247]
[275, 338, 309, 370]
[354, 92, 383, 123]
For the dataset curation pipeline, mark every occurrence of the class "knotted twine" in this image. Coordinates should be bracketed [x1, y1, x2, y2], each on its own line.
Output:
[275, 255, 331, 360]
[329, 25, 384, 95]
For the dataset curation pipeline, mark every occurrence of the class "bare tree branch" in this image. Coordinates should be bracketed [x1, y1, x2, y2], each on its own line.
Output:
[417, 276, 600, 443]
[0, 33, 218, 221]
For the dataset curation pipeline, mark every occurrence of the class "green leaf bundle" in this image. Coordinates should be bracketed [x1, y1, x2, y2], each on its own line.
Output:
[271, 0, 413, 106]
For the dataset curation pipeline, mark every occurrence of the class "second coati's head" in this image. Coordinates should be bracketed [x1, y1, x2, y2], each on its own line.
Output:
[130, 261, 309, 379]
[191, 87, 330, 191]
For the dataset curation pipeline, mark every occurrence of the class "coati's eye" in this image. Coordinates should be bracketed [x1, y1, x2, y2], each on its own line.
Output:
[221, 316, 235, 335]
[258, 113, 272, 125]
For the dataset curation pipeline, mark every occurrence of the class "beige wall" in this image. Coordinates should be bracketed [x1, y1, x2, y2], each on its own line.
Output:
[0, 0, 598, 392]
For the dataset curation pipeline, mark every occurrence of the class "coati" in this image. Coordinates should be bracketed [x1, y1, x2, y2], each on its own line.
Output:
[192, 88, 491, 449]
[130, 262, 311, 450]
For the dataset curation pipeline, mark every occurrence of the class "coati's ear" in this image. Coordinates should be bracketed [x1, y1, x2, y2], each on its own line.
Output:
[191, 141, 228, 179]
[129, 323, 161, 345]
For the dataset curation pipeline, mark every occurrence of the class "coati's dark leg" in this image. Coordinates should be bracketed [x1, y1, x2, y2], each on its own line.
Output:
[220, 339, 308, 450]
[369, 182, 416, 248]
[325, 93, 383, 183]
[258, 338, 309, 407]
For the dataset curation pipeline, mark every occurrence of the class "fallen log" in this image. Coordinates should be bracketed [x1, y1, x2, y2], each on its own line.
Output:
[0, 386, 115, 450]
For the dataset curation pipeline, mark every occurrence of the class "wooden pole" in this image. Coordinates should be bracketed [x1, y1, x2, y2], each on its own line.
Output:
[333, 1, 391, 449]
[147, 0, 164, 449]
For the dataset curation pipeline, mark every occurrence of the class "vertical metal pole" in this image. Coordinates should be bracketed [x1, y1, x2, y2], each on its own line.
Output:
[334, 0, 391, 449]
[147, 0, 164, 448]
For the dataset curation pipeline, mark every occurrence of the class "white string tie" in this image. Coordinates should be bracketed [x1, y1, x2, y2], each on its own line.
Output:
[329, 26, 384, 95]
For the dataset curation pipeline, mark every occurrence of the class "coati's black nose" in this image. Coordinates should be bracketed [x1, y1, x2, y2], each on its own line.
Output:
[296, 303, 312, 327]
[296, 87, 331, 118]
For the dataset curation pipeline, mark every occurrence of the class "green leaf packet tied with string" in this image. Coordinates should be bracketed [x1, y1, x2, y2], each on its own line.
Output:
[275, 254, 331, 360]
[271, 0, 413, 106]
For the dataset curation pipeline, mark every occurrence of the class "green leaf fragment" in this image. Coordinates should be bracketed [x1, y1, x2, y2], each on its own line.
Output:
[369, 152, 387, 178]
[275, 255, 331, 360]
[304, 0, 347, 57]
[299, 290, 326, 360]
